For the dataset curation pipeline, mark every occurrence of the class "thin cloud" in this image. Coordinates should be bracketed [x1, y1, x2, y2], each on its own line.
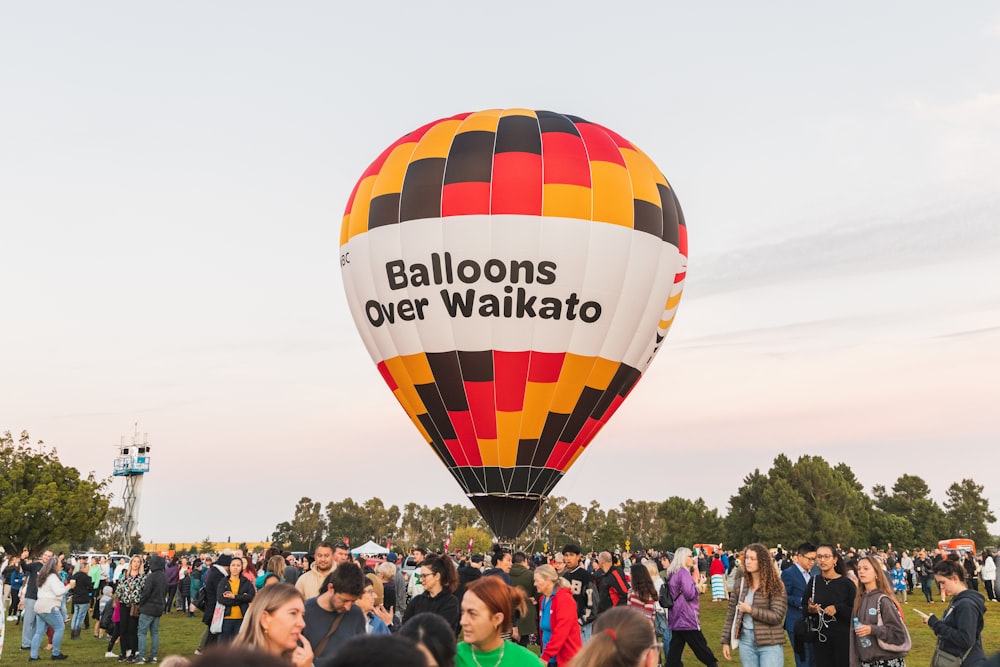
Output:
[690, 198, 1000, 295]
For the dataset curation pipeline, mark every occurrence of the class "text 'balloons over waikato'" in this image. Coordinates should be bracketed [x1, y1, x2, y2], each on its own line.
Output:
[340, 109, 688, 539]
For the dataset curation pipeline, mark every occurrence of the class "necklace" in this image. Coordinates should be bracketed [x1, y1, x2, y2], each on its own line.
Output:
[470, 642, 505, 667]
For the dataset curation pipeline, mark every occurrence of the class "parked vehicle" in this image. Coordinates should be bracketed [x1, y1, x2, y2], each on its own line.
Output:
[938, 538, 976, 556]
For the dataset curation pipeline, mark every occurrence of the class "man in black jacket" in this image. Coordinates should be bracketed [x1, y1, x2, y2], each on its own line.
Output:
[136, 555, 166, 663]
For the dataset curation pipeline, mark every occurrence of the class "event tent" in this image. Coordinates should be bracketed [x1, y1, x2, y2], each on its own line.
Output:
[349, 540, 389, 555]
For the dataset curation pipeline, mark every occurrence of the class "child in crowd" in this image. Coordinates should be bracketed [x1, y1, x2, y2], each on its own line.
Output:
[891, 561, 908, 603]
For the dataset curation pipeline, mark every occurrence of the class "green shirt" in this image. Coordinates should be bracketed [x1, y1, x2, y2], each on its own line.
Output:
[456, 641, 541, 667]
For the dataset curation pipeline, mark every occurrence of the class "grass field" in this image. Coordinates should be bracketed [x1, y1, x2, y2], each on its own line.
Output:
[2, 594, 998, 665]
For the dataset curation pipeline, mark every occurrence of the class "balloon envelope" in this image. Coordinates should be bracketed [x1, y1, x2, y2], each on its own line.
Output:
[340, 109, 687, 539]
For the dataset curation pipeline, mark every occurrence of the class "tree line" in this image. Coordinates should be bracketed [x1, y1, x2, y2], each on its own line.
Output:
[2, 429, 994, 557]
[272, 454, 997, 554]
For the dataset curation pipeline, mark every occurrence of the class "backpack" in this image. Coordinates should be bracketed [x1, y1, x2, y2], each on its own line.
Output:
[659, 576, 675, 609]
[193, 585, 208, 611]
[99, 598, 115, 631]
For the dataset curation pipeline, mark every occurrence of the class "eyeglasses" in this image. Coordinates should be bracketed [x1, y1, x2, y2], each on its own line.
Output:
[419, 570, 437, 578]
[801, 555, 817, 562]
[816, 554, 834, 560]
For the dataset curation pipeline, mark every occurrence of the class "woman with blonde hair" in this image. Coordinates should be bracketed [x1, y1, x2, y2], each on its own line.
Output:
[568, 606, 660, 667]
[233, 583, 313, 667]
[456, 576, 537, 667]
[720, 543, 786, 666]
[534, 564, 582, 666]
[849, 555, 909, 667]
[116, 555, 147, 662]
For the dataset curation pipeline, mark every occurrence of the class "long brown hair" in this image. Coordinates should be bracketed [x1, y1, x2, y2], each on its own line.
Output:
[463, 577, 526, 634]
[569, 607, 654, 667]
[628, 561, 658, 602]
[742, 543, 784, 598]
[852, 555, 900, 619]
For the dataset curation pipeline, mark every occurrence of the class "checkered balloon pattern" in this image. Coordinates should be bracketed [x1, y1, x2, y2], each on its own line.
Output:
[340, 109, 687, 538]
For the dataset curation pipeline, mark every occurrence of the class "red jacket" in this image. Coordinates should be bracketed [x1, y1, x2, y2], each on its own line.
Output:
[540, 587, 583, 667]
[710, 558, 725, 577]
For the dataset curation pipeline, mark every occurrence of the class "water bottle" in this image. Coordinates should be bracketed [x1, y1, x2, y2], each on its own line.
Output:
[853, 617, 871, 648]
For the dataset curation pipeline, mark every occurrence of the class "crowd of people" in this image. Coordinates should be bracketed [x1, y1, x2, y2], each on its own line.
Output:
[1, 541, 997, 667]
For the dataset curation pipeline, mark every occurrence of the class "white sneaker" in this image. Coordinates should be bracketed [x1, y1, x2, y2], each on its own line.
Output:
[105, 652, 119, 658]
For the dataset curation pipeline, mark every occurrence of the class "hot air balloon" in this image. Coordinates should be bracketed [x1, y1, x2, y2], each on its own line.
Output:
[340, 109, 687, 540]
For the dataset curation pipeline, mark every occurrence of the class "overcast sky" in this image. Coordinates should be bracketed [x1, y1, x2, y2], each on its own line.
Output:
[2, 2, 998, 545]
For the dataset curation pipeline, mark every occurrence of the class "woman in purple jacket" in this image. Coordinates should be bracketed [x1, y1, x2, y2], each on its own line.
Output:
[664, 547, 719, 667]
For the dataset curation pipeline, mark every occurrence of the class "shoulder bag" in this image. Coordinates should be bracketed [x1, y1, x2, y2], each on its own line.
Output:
[874, 594, 911, 654]
[793, 577, 821, 644]
[730, 577, 745, 649]
[930, 641, 973, 667]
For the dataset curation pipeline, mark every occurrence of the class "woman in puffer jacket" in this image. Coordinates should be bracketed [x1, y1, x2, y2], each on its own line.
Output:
[849, 555, 910, 667]
[720, 543, 787, 666]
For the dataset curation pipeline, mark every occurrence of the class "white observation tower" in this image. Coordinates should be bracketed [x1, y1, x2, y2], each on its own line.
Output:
[113, 424, 151, 554]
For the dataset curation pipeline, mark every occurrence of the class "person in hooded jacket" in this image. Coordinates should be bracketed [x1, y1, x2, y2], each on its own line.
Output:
[137, 554, 167, 662]
[918, 557, 986, 667]
[848, 555, 910, 667]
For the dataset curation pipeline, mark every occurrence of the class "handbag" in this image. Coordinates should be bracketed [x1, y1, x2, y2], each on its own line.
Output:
[793, 578, 821, 644]
[209, 603, 225, 634]
[874, 595, 911, 654]
[930, 642, 973, 667]
[129, 603, 140, 618]
[730, 578, 745, 649]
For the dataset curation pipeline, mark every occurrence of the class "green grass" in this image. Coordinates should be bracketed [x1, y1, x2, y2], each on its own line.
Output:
[2, 612, 206, 665]
[3, 594, 997, 664]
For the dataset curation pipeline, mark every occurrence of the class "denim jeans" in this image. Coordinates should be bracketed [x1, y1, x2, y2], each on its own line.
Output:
[137, 614, 161, 659]
[738, 627, 784, 667]
[31, 609, 66, 658]
[580, 621, 593, 643]
[71, 602, 90, 630]
[20, 598, 37, 648]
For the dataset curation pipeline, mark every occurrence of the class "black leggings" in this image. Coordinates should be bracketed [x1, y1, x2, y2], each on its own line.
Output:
[8, 591, 21, 617]
[119, 613, 140, 657]
[665, 629, 718, 667]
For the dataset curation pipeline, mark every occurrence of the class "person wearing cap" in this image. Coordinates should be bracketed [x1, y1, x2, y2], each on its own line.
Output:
[561, 544, 597, 643]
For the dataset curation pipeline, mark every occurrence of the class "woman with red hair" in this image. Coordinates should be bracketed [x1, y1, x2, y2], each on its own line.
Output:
[456, 576, 539, 667]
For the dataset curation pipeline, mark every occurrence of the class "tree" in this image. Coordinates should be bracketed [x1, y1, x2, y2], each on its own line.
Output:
[755, 476, 811, 547]
[325, 498, 363, 545]
[944, 479, 996, 547]
[0, 430, 111, 555]
[452, 525, 492, 555]
[199, 537, 213, 554]
[873, 475, 948, 547]
[618, 499, 662, 551]
[271, 497, 326, 551]
[657, 496, 722, 550]
[724, 469, 768, 548]
[869, 512, 914, 549]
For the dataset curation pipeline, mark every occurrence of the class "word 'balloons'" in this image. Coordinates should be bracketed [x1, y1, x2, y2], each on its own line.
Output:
[340, 109, 687, 539]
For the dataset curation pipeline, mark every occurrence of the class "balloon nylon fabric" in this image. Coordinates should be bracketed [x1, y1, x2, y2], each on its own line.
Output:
[340, 109, 687, 539]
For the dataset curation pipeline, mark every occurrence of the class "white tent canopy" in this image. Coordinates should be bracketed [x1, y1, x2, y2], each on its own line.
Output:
[350, 540, 390, 555]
